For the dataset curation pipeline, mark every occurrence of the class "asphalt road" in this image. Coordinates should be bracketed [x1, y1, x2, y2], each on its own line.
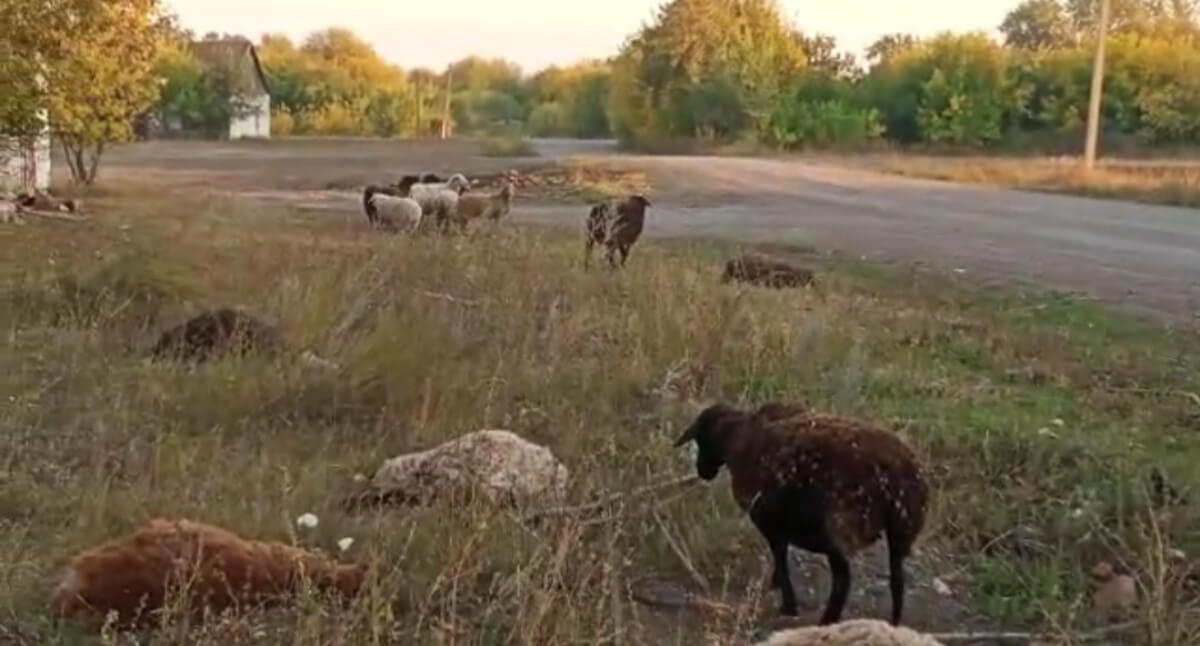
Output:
[521, 139, 1200, 322]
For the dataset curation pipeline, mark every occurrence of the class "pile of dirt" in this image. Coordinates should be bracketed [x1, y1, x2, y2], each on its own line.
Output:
[470, 163, 651, 203]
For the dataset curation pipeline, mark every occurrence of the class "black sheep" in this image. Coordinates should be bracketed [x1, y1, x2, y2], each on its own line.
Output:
[673, 402, 929, 626]
[583, 194, 652, 269]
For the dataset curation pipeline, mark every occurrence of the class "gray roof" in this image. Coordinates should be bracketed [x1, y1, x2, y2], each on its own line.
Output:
[189, 39, 270, 97]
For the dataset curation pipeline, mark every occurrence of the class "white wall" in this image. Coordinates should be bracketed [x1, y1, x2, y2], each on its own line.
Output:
[0, 131, 51, 195]
[229, 93, 271, 139]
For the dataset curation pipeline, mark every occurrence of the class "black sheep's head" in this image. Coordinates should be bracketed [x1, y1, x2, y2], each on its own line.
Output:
[674, 402, 739, 481]
[629, 194, 652, 209]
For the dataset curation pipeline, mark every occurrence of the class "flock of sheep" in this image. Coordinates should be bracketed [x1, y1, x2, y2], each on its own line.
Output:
[44, 167, 944, 646]
[359, 169, 659, 273]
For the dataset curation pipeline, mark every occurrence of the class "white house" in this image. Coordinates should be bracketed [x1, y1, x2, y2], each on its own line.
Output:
[189, 39, 271, 140]
[1, 116, 51, 195]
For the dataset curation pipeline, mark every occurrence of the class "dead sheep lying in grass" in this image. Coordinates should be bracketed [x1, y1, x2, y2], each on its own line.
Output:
[52, 518, 368, 629]
[583, 194, 652, 269]
[722, 252, 815, 289]
[348, 429, 569, 509]
[451, 181, 514, 231]
[16, 191, 80, 214]
[1, 200, 23, 224]
[673, 402, 929, 625]
[754, 619, 945, 646]
[150, 307, 286, 363]
[149, 307, 341, 370]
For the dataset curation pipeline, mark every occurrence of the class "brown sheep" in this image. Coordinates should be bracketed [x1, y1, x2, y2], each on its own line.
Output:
[673, 402, 929, 626]
[452, 181, 514, 231]
[722, 252, 815, 289]
[149, 307, 286, 363]
[51, 518, 368, 628]
[583, 194, 652, 269]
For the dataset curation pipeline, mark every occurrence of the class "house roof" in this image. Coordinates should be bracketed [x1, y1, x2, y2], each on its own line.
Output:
[189, 39, 270, 97]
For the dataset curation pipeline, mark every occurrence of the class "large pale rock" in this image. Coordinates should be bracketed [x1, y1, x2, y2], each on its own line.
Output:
[755, 619, 945, 646]
[365, 430, 569, 507]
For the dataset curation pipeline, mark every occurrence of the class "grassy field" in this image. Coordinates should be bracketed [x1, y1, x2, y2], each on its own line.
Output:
[1, 144, 1199, 644]
[848, 153, 1200, 209]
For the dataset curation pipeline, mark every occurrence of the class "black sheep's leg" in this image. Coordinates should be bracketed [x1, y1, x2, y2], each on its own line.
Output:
[820, 550, 851, 625]
[769, 537, 798, 615]
[583, 238, 593, 269]
[619, 245, 630, 267]
[887, 533, 910, 625]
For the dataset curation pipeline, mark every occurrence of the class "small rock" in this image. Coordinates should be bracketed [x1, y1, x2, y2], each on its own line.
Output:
[296, 513, 319, 529]
[1093, 574, 1137, 616]
[336, 537, 355, 552]
[932, 577, 953, 597]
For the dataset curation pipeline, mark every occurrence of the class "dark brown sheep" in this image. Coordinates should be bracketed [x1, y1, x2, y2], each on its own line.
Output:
[149, 308, 285, 363]
[722, 253, 815, 289]
[52, 518, 367, 629]
[583, 194, 652, 269]
[673, 402, 929, 626]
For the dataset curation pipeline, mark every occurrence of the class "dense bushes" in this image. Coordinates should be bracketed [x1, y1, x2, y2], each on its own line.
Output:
[607, 0, 1200, 152]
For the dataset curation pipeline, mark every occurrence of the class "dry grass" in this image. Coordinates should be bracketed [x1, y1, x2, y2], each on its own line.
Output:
[852, 154, 1200, 208]
[1, 171, 1199, 644]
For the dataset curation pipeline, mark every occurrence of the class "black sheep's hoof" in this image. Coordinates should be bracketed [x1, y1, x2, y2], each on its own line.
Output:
[778, 603, 798, 617]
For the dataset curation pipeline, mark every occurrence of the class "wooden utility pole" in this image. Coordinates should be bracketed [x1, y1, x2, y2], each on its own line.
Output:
[440, 68, 453, 139]
[1083, 0, 1111, 170]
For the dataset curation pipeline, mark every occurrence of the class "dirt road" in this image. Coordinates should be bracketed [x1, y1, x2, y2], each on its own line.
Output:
[102, 138, 1200, 321]
[523, 140, 1200, 322]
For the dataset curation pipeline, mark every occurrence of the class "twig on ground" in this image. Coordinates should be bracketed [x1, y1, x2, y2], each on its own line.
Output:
[522, 474, 700, 523]
[1105, 387, 1200, 408]
[25, 209, 87, 222]
[930, 620, 1139, 645]
[652, 507, 710, 593]
[414, 289, 481, 307]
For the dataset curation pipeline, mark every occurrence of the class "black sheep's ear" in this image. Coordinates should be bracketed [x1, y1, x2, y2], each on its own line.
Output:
[674, 402, 727, 446]
[673, 421, 698, 447]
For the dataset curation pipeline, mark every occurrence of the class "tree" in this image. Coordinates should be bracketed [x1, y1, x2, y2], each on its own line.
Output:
[1001, 0, 1075, 50]
[866, 33, 919, 66]
[609, 0, 806, 145]
[8, 0, 165, 185]
[795, 32, 858, 77]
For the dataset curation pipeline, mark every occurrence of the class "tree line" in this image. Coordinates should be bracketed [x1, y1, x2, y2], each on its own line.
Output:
[156, 0, 1200, 152]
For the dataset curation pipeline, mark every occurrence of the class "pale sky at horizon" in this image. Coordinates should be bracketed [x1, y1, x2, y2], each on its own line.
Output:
[165, 1, 1022, 73]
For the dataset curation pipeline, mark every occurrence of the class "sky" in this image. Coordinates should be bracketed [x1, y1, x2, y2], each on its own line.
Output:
[165, 0, 1020, 73]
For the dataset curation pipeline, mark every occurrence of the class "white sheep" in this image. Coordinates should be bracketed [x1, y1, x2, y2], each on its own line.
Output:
[368, 193, 423, 232]
[408, 173, 469, 231]
[754, 619, 945, 646]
